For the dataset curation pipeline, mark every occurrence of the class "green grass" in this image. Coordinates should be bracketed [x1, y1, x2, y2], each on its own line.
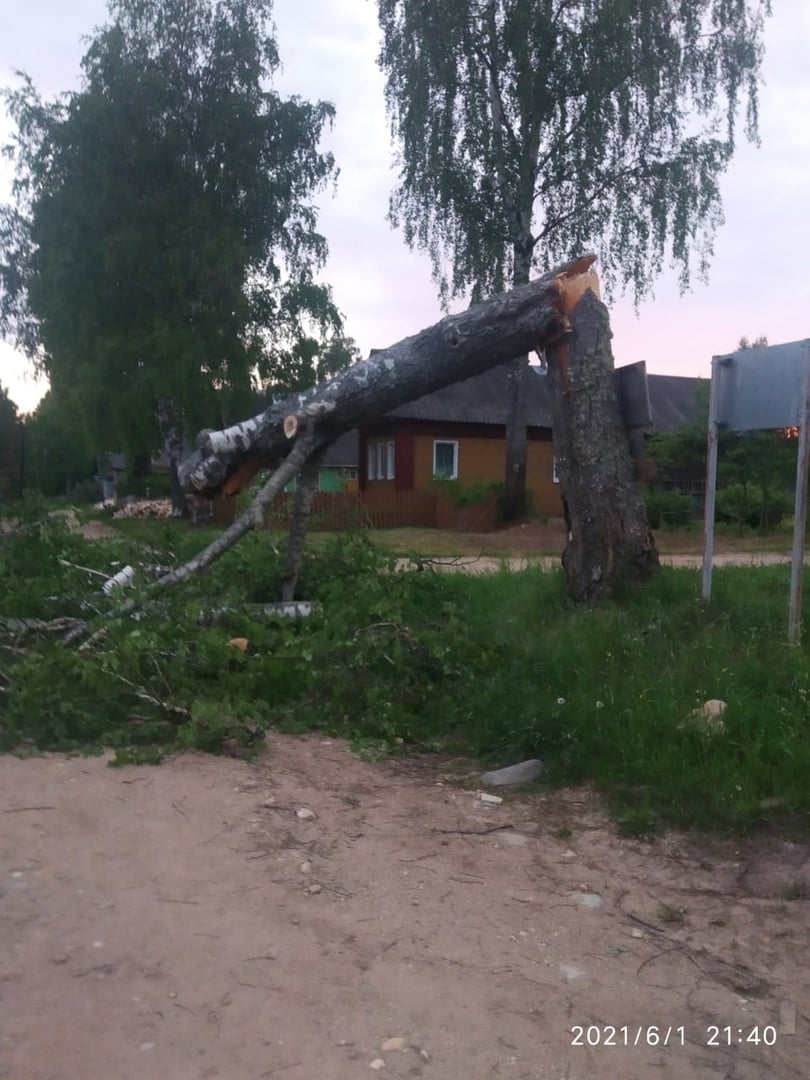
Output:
[2, 500, 810, 835]
[102, 514, 224, 553]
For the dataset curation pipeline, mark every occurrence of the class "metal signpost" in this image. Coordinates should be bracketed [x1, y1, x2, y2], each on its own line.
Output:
[702, 339, 810, 643]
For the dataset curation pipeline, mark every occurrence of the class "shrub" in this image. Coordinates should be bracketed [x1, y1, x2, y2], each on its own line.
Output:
[716, 484, 792, 532]
[70, 477, 102, 503]
[432, 477, 499, 508]
[644, 487, 695, 529]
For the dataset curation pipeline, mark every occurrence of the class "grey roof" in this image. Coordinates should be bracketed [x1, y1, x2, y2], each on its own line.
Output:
[321, 428, 358, 467]
[384, 362, 705, 433]
[646, 374, 705, 431]
[387, 363, 553, 427]
[365, 354, 704, 437]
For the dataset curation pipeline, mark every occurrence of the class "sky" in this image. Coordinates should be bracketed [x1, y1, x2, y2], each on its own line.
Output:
[1, 0, 809, 416]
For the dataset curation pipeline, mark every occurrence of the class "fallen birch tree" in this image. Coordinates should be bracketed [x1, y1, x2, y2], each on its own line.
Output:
[153, 252, 658, 602]
[179, 254, 596, 496]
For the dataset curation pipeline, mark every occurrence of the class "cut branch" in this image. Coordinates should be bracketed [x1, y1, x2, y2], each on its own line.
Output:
[152, 426, 317, 593]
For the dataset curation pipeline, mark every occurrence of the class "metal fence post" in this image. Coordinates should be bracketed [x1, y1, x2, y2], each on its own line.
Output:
[702, 356, 723, 603]
[787, 346, 810, 644]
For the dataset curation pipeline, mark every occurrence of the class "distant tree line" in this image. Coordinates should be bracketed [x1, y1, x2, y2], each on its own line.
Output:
[0, 0, 357, 509]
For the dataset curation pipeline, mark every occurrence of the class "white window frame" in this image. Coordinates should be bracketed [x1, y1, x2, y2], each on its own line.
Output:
[386, 440, 396, 480]
[367, 443, 376, 480]
[376, 442, 386, 481]
[433, 440, 459, 480]
[552, 456, 560, 484]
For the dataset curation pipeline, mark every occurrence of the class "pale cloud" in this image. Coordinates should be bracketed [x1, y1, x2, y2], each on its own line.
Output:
[1, 0, 808, 415]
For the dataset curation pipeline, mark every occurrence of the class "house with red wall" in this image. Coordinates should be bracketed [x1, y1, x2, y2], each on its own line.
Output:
[358, 362, 564, 517]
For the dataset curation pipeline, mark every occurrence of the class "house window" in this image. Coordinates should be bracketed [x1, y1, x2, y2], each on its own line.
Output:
[433, 440, 458, 480]
[368, 441, 394, 481]
[552, 456, 560, 484]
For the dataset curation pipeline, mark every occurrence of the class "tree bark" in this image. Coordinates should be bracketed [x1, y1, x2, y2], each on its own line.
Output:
[157, 397, 188, 517]
[545, 279, 658, 602]
[148, 426, 317, 595]
[501, 216, 534, 521]
[280, 448, 325, 602]
[503, 355, 529, 518]
[179, 255, 593, 499]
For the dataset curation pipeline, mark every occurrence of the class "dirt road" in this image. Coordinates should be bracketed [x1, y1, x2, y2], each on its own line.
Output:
[1, 738, 807, 1079]
[396, 552, 801, 574]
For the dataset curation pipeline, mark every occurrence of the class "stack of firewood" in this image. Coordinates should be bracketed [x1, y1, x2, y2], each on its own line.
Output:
[112, 499, 173, 519]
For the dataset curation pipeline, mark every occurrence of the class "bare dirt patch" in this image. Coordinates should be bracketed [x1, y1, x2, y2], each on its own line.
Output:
[1, 738, 807, 1079]
[50, 508, 120, 541]
[368, 519, 796, 565]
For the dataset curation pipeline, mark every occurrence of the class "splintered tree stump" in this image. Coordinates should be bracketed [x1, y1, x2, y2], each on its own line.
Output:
[545, 283, 658, 602]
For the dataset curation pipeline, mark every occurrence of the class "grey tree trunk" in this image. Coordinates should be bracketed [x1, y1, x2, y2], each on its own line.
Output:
[157, 397, 188, 518]
[280, 449, 325, 603]
[503, 356, 529, 518]
[545, 286, 658, 602]
[501, 228, 533, 521]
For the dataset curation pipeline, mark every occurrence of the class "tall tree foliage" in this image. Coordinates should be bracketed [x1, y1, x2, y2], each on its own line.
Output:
[267, 332, 362, 396]
[0, 385, 24, 499]
[377, 0, 770, 517]
[0, 0, 340, 479]
[23, 388, 96, 498]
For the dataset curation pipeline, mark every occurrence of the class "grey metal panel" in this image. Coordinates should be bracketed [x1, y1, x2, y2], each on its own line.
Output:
[615, 361, 652, 430]
[715, 340, 810, 432]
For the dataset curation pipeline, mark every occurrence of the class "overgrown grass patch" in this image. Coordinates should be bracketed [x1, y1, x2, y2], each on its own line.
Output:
[2, 500, 809, 833]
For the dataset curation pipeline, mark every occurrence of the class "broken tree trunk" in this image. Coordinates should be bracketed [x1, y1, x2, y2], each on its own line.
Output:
[155, 258, 591, 599]
[179, 255, 594, 499]
[545, 271, 659, 602]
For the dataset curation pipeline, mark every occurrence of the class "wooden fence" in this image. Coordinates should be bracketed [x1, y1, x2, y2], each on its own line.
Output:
[261, 489, 499, 533]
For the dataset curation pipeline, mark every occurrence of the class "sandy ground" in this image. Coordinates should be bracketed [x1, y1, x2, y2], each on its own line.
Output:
[1, 738, 808, 1080]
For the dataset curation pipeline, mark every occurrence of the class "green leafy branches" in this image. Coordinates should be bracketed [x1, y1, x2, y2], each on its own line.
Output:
[2, 507, 810, 832]
[377, 0, 771, 302]
[1, 0, 342, 458]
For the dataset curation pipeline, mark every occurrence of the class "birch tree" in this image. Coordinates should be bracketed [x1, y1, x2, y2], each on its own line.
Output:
[376, 0, 770, 519]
